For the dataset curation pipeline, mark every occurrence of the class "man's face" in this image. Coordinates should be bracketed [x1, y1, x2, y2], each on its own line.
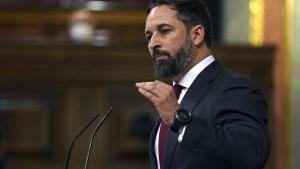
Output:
[145, 5, 193, 79]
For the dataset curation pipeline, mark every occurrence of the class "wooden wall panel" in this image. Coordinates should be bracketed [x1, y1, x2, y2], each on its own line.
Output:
[0, 44, 274, 169]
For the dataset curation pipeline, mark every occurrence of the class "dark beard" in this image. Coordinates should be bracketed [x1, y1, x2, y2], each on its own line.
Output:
[152, 39, 193, 79]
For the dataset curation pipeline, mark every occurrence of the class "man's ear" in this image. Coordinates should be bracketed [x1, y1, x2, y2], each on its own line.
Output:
[190, 25, 205, 46]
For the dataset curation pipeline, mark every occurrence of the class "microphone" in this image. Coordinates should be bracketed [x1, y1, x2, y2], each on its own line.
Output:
[84, 106, 113, 169]
[64, 106, 113, 169]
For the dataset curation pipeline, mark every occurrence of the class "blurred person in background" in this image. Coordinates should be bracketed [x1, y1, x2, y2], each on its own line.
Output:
[136, 0, 271, 169]
[69, 9, 94, 43]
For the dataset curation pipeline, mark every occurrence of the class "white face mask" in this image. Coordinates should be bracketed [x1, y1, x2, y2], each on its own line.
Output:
[69, 21, 94, 43]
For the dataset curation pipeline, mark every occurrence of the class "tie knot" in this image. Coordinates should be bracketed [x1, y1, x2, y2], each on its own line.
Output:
[173, 84, 184, 100]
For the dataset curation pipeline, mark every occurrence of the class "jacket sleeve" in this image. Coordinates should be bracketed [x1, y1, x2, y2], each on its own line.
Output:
[180, 77, 271, 169]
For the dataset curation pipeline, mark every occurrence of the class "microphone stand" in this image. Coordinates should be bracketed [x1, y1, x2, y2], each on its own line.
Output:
[84, 106, 113, 169]
[65, 106, 113, 169]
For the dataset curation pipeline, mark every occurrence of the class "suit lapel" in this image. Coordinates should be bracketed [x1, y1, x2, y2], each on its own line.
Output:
[163, 61, 223, 169]
[181, 61, 222, 111]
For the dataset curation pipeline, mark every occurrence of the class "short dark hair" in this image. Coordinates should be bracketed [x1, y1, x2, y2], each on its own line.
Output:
[149, 0, 212, 47]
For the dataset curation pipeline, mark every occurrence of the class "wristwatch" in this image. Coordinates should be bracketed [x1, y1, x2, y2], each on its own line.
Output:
[170, 108, 192, 133]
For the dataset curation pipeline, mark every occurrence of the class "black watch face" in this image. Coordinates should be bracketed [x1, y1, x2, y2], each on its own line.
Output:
[177, 109, 191, 124]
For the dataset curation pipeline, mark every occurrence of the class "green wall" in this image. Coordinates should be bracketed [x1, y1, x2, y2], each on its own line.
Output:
[223, 0, 250, 45]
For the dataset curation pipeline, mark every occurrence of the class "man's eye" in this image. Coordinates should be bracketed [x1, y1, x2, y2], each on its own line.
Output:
[160, 29, 170, 34]
[146, 35, 152, 42]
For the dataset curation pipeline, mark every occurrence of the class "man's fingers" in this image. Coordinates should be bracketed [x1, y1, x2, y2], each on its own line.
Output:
[136, 82, 155, 90]
[136, 81, 173, 98]
[154, 80, 173, 93]
[136, 82, 159, 95]
[137, 87, 158, 102]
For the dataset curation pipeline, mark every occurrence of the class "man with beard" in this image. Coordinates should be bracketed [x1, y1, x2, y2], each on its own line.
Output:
[135, 0, 271, 169]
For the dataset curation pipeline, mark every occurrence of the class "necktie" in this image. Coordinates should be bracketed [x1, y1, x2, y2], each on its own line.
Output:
[158, 84, 183, 169]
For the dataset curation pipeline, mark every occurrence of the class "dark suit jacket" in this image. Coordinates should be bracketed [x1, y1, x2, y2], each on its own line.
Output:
[149, 61, 271, 169]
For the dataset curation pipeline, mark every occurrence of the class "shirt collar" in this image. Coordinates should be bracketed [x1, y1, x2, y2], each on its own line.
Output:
[174, 55, 215, 89]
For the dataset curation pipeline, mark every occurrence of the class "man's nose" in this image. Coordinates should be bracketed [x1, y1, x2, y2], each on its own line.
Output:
[148, 34, 161, 50]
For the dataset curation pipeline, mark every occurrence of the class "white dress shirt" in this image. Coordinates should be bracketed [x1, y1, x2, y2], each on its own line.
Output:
[154, 55, 215, 169]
